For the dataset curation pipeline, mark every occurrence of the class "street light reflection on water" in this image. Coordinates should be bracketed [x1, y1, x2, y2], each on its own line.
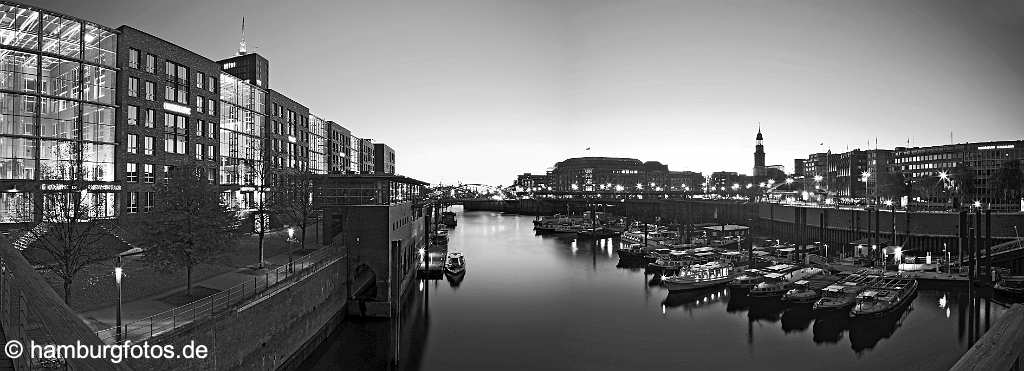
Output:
[302, 208, 1014, 371]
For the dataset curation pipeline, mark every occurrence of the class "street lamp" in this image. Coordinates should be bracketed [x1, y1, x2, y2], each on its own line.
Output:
[943, 243, 949, 274]
[287, 227, 296, 273]
[861, 171, 871, 204]
[114, 256, 123, 343]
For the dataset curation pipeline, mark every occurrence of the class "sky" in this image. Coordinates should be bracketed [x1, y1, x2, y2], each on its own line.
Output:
[25, 0, 1024, 185]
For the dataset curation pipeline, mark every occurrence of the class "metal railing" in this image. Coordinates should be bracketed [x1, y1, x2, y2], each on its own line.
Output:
[94, 247, 343, 344]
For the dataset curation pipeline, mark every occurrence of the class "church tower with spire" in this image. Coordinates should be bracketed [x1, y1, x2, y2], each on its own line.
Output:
[754, 126, 766, 178]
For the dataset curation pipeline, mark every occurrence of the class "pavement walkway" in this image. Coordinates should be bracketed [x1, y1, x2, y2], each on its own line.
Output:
[78, 244, 317, 333]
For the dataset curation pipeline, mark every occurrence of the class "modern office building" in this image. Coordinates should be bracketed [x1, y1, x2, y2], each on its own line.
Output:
[0, 2, 400, 224]
[0, 2, 119, 222]
[217, 71, 265, 209]
[218, 52, 268, 90]
[373, 143, 395, 175]
[358, 137, 374, 174]
[308, 113, 327, 175]
[116, 26, 222, 216]
[892, 141, 1024, 204]
[327, 121, 351, 174]
[265, 89, 309, 182]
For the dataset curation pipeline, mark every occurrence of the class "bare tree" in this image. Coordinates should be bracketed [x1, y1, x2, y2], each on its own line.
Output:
[269, 172, 320, 251]
[33, 142, 111, 304]
[138, 162, 243, 296]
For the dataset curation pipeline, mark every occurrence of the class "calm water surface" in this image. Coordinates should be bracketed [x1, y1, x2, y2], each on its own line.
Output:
[302, 208, 1013, 371]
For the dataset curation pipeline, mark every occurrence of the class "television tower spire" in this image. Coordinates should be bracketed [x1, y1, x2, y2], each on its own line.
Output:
[238, 17, 247, 55]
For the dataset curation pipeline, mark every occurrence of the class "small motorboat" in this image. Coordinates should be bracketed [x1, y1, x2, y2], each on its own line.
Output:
[617, 243, 647, 260]
[781, 280, 819, 304]
[849, 278, 918, 318]
[444, 252, 466, 275]
[729, 268, 766, 290]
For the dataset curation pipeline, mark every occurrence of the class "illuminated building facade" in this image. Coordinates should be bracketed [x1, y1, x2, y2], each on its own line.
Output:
[308, 113, 327, 175]
[218, 71, 265, 209]
[0, 2, 118, 222]
[893, 141, 1024, 204]
[0, 2, 398, 224]
[542, 157, 697, 192]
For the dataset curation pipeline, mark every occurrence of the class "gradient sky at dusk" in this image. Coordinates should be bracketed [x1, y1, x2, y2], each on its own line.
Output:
[24, 0, 1024, 185]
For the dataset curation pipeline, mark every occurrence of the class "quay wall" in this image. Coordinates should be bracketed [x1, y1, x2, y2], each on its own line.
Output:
[130, 252, 349, 371]
[465, 199, 1023, 253]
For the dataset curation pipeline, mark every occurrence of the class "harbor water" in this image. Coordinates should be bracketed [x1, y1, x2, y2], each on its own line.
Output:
[301, 208, 1013, 371]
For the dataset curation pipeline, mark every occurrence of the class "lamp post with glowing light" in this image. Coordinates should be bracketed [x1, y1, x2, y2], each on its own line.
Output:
[114, 256, 123, 343]
[287, 227, 297, 273]
[861, 171, 871, 205]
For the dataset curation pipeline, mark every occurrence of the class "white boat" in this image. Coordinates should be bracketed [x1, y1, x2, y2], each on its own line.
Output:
[661, 261, 743, 292]
[444, 252, 466, 275]
[850, 277, 918, 318]
[812, 273, 880, 311]
[749, 267, 825, 298]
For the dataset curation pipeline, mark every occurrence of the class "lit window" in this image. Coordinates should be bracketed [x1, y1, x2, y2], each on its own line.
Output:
[126, 163, 137, 183]
[127, 105, 138, 126]
[128, 77, 138, 97]
[143, 164, 154, 183]
[127, 134, 138, 153]
[128, 49, 139, 69]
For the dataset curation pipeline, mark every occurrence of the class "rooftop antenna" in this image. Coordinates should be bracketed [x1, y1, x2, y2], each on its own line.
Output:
[238, 17, 247, 56]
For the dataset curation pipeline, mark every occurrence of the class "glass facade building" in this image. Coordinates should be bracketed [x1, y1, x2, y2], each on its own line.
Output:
[219, 72, 264, 208]
[0, 3, 118, 221]
[309, 113, 327, 175]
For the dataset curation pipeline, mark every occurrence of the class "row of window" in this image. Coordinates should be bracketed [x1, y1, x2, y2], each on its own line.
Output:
[127, 48, 217, 93]
[126, 132, 215, 159]
[126, 105, 217, 138]
[125, 163, 217, 185]
[125, 191, 153, 213]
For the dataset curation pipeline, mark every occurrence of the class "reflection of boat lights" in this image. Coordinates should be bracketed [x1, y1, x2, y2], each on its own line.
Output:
[946, 308, 950, 318]
[938, 294, 947, 309]
[419, 280, 424, 292]
[661, 305, 666, 315]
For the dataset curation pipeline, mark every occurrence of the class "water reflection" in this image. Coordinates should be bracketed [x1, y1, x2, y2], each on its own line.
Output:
[304, 209, 1014, 371]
